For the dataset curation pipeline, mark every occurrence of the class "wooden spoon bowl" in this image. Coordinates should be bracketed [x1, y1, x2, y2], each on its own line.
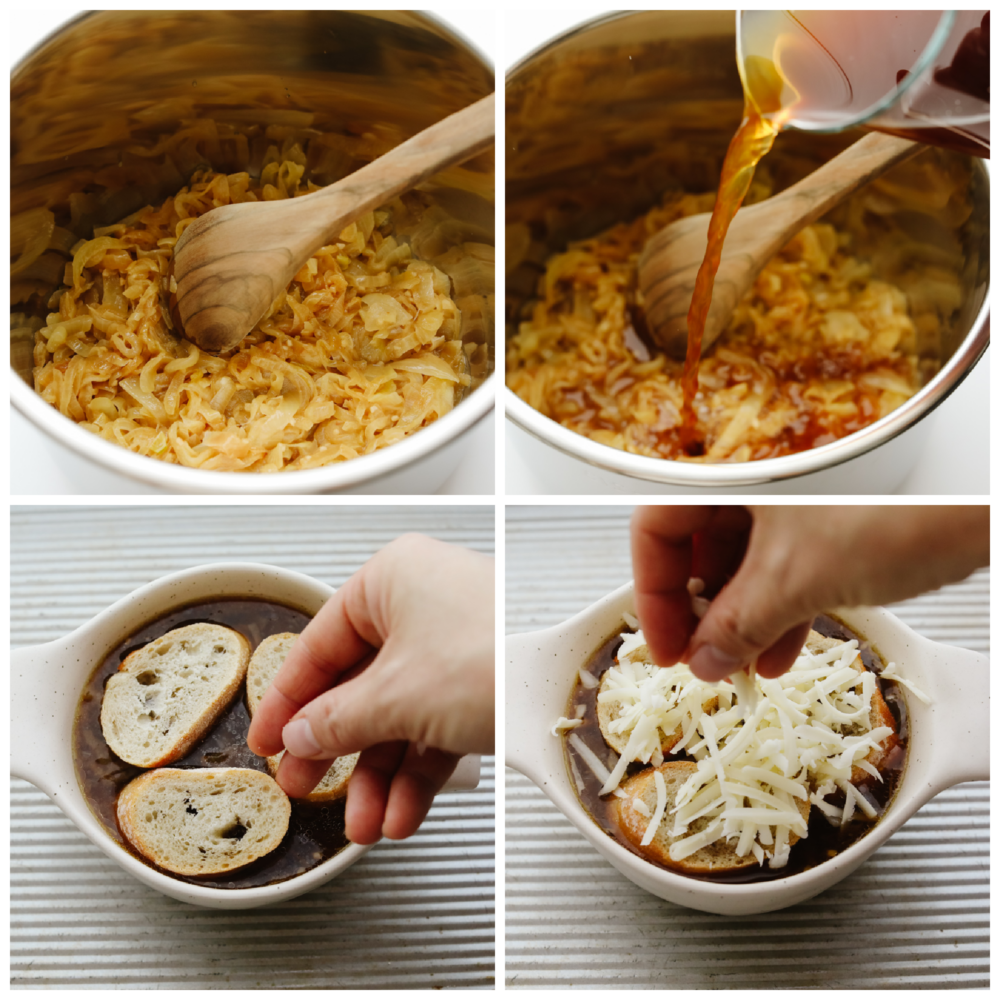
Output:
[173, 92, 495, 353]
[637, 131, 921, 360]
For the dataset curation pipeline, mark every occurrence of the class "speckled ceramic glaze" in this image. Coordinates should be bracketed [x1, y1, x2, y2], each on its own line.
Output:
[506, 581, 989, 916]
[11, 563, 479, 909]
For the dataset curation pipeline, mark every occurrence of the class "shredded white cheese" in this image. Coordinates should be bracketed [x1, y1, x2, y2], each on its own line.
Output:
[729, 660, 758, 718]
[551, 717, 584, 736]
[880, 662, 931, 705]
[641, 768, 668, 847]
[562, 620, 914, 869]
[687, 577, 711, 619]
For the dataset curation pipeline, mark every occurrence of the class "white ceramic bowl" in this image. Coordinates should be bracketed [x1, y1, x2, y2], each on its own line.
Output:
[11, 11, 495, 494]
[505, 581, 988, 916]
[11, 562, 480, 909]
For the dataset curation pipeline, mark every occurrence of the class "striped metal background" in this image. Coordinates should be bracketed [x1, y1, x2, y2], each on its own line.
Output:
[10, 505, 495, 989]
[505, 506, 989, 990]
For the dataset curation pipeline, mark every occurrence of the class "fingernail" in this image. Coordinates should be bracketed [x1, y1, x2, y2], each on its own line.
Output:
[282, 718, 322, 758]
[688, 644, 745, 683]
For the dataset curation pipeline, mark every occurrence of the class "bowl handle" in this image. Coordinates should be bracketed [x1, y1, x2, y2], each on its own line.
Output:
[922, 641, 989, 787]
[504, 628, 563, 781]
[10, 638, 75, 789]
[443, 754, 481, 791]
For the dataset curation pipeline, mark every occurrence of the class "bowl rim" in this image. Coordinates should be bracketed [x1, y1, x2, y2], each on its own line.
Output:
[503, 9, 990, 488]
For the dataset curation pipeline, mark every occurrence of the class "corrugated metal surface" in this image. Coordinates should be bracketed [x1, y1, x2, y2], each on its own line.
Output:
[10, 505, 495, 989]
[505, 506, 989, 990]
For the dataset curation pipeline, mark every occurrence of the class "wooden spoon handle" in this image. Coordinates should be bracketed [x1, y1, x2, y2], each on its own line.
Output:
[277, 91, 496, 246]
[174, 92, 494, 352]
[639, 131, 920, 360]
[748, 131, 921, 246]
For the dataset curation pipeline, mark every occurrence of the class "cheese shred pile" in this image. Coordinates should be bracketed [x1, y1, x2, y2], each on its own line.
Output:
[583, 626, 905, 869]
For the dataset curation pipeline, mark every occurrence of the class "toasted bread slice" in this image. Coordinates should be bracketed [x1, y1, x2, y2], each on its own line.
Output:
[615, 761, 811, 874]
[597, 644, 716, 757]
[805, 631, 899, 783]
[101, 623, 250, 768]
[246, 633, 358, 802]
[116, 767, 291, 876]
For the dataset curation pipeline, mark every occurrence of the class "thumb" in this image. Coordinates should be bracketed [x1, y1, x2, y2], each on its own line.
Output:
[685, 536, 818, 682]
[281, 658, 409, 761]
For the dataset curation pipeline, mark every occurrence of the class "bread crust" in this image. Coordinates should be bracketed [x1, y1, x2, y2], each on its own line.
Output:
[116, 767, 291, 876]
[100, 623, 250, 768]
[246, 633, 358, 802]
[615, 761, 810, 873]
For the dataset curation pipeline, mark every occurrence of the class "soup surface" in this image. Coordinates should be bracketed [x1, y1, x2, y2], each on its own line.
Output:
[562, 614, 907, 882]
[73, 597, 352, 889]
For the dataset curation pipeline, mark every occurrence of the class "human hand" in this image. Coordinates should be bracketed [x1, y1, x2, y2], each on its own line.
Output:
[247, 534, 494, 844]
[631, 505, 989, 682]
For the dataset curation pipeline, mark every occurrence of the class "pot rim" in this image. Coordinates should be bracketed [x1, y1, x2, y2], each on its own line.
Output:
[11, 371, 495, 494]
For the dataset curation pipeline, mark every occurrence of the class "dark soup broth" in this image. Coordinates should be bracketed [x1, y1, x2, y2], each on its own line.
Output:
[563, 613, 907, 883]
[73, 598, 351, 889]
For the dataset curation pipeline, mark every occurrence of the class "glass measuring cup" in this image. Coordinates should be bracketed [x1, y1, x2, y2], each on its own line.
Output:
[738, 10, 989, 156]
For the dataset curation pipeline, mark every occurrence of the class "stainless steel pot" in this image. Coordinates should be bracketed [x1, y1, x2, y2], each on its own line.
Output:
[505, 10, 989, 493]
[11, 11, 495, 494]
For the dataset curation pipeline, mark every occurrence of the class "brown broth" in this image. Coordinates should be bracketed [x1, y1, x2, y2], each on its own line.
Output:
[73, 598, 352, 889]
[563, 614, 907, 882]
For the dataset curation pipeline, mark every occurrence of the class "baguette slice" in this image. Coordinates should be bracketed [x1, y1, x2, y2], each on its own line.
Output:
[246, 633, 359, 802]
[117, 767, 290, 876]
[804, 632, 900, 783]
[598, 659, 717, 757]
[615, 761, 811, 874]
[101, 623, 250, 768]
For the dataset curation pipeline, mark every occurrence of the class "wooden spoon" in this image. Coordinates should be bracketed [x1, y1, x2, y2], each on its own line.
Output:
[636, 132, 921, 360]
[173, 92, 495, 353]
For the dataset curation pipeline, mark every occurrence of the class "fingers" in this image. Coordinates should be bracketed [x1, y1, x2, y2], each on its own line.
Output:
[277, 646, 413, 761]
[631, 506, 716, 665]
[382, 745, 460, 841]
[687, 557, 804, 681]
[247, 579, 378, 757]
[344, 742, 459, 845]
[686, 509, 819, 681]
[755, 620, 815, 679]
[690, 506, 753, 594]
[273, 751, 338, 800]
